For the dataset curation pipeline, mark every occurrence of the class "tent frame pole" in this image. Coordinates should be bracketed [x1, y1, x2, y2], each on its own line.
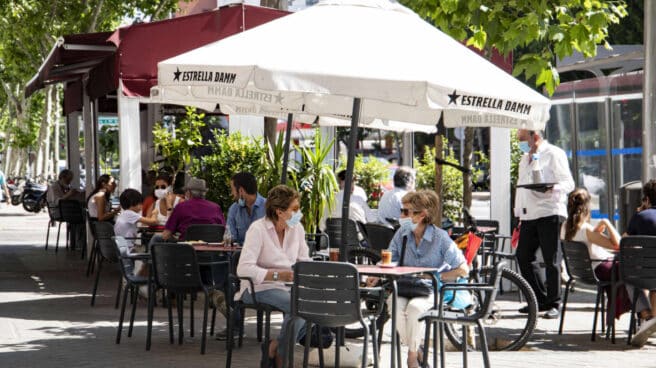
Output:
[340, 98, 361, 262]
[281, 113, 293, 184]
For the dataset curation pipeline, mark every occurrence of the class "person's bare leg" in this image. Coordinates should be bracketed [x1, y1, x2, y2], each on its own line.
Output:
[650, 291, 656, 316]
[407, 350, 419, 368]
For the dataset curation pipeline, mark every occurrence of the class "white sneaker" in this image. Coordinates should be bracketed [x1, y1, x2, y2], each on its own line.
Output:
[631, 318, 656, 347]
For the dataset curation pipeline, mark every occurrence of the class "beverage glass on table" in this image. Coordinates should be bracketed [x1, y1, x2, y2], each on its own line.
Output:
[329, 248, 340, 262]
[381, 250, 392, 265]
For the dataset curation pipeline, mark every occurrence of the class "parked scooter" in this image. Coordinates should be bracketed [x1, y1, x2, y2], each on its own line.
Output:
[21, 180, 47, 213]
[7, 178, 23, 206]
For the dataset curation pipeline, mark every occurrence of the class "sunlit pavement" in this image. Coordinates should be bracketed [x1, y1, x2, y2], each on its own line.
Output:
[0, 204, 655, 367]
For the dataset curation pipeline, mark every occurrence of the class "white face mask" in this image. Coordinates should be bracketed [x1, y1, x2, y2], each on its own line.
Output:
[154, 189, 167, 199]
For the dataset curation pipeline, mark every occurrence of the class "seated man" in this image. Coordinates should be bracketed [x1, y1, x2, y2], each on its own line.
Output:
[378, 166, 415, 225]
[47, 169, 86, 248]
[227, 172, 266, 245]
[160, 177, 225, 241]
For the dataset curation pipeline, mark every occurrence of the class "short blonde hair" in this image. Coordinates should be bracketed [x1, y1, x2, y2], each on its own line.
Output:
[265, 185, 300, 221]
[401, 190, 440, 225]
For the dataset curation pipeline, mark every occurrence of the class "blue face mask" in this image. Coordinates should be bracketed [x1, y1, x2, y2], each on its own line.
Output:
[238, 197, 246, 207]
[286, 210, 303, 227]
[519, 141, 530, 153]
[399, 217, 418, 232]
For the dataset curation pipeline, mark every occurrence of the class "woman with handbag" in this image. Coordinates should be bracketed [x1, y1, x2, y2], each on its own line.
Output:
[367, 190, 469, 368]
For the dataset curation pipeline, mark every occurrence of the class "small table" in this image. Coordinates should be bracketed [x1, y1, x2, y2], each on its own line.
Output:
[356, 265, 439, 368]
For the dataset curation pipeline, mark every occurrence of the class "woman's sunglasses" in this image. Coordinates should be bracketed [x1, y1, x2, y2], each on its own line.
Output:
[155, 185, 167, 190]
[400, 208, 421, 216]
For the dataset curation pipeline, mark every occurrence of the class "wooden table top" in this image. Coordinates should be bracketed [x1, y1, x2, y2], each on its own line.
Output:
[355, 264, 438, 276]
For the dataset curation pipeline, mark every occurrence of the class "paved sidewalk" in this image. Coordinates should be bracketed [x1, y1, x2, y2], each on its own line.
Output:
[0, 205, 655, 367]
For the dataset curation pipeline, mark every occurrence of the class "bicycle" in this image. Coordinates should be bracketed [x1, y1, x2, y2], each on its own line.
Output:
[442, 208, 538, 351]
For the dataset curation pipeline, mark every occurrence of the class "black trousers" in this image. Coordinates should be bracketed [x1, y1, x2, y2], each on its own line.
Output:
[516, 215, 563, 308]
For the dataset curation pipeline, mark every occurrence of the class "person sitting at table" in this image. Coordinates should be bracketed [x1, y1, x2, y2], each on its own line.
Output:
[236, 185, 311, 368]
[160, 177, 224, 242]
[141, 169, 157, 216]
[150, 173, 182, 226]
[114, 188, 159, 277]
[561, 188, 649, 324]
[623, 179, 656, 347]
[367, 189, 469, 368]
[377, 166, 415, 226]
[47, 169, 84, 205]
[87, 174, 119, 222]
[227, 172, 266, 245]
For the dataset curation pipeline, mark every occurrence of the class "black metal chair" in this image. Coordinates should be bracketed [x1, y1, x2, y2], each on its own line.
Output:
[45, 203, 64, 252]
[419, 261, 506, 368]
[59, 199, 86, 258]
[364, 222, 395, 251]
[559, 240, 618, 341]
[185, 224, 225, 243]
[186, 224, 227, 335]
[305, 232, 330, 259]
[90, 221, 123, 308]
[150, 243, 213, 354]
[113, 236, 150, 345]
[325, 218, 361, 249]
[619, 235, 656, 345]
[288, 261, 380, 368]
[228, 251, 283, 368]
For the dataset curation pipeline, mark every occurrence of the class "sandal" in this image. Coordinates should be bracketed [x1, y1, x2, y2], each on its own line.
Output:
[417, 345, 431, 368]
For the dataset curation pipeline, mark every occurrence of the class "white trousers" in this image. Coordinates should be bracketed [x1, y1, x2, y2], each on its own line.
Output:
[388, 294, 433, 352]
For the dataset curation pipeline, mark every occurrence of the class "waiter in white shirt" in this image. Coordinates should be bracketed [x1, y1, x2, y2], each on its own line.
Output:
[514, 129, 574, 319]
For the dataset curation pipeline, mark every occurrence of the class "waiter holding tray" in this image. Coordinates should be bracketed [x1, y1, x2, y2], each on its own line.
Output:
[514, 129, 574, 320]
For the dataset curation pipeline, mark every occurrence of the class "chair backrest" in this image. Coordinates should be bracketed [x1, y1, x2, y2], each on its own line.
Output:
[59, 199, 85, 224]
[93, 221, 118, 262]
[306, 232, 329, 253]
[113, 236, 137, 278]
[364, 222, 395, 251]
[619, 235, 656, 291]
[292, 261, 362, 327]
[345, 246, 381, 265]
[47, 203, 62, 222]
[325, 218, 360, 248]
[151, 243, 204, 293]
[476, 219, 499, 251]
[561, 240, 598, 285]
[185, 224, 225, 243]
[472, 261, 506, 319]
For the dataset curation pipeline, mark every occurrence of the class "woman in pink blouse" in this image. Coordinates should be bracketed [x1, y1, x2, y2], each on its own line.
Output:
[236, 185, 311, 368]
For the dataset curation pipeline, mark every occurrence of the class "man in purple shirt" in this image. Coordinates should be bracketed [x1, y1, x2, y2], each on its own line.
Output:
[162, 177, 224, 241]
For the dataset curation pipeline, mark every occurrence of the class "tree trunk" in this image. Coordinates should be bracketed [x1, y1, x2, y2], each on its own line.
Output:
[54, 85, 61, 177]
[36, 86, 53, 179]
[463, 127, 474, 209]
[434, 135, 443, 226]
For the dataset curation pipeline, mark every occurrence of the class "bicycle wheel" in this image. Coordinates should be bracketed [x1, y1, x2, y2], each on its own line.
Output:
[444, 266, 538, 351]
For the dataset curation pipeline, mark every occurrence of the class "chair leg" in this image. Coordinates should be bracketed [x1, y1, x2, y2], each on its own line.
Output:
[317, 324, 324, 368]
[238, 306, 245, 347]
[201, 292, 209, 355]
[335, 326, 341, 368]
[190, 293, 195, 338]
[592, 286, 602, 341]
[86, 240, 97, 277]
[438, 322, 446, 368]
[257, 309, 264, 342]
[558, 281, 572, 335]
[422, 318, 431, 368]
[115, 276, 122, 309]
[210, 306, 217, 336]
[302, 321, 312, 367]
[462, 324, 468, 368]
[167, 291, 174, 344]
[477, 320, 491, 368]
[371, 318, 379, 368]
[177, 294, 184, 345]
[600, 287, 606, 335]
[128, 285, 138, 338]
[361, 322, 369, 368]
[116, 281, 130, 344]
[45, 220, 51, 251]
[91, 258, 103, 306]
[261, 310, 272, 368]
[627, 292, 639, 345]
[56, 222, 62, 252]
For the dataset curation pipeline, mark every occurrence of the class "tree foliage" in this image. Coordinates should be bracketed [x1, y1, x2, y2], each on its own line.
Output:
[152, 106, 205, 175]
[401, 0, 628, 95]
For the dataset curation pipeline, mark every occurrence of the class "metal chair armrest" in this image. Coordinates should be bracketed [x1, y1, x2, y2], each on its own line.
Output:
[125, 253, 151, 261]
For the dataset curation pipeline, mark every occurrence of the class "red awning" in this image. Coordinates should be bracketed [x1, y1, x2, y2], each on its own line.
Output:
[25, 32, 115, 98]
[25, 4, 289, 112]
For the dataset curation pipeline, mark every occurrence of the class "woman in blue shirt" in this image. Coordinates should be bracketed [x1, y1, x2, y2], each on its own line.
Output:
[369, 190, 468, 368]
